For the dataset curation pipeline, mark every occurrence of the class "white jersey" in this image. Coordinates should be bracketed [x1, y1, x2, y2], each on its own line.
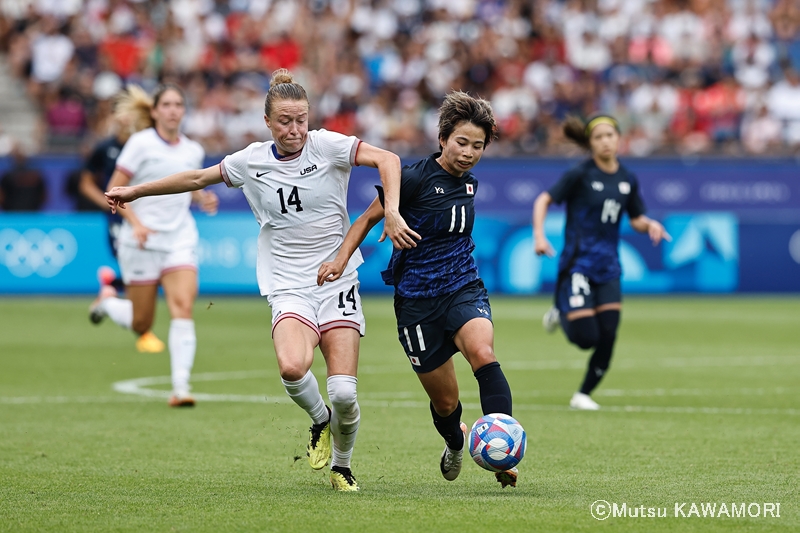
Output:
[220, 129, 364, 295]
[115, 128, 205, 251]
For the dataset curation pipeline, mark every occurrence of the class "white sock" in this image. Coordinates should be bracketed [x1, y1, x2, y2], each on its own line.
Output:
[101, 297, 133, 329]
[327, 374, 360, 469]
[169, 318, 196, 397]
[282, 370, 329, 425]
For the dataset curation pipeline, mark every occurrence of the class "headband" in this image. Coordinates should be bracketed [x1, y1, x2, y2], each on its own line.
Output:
[585, 116, 619, 136]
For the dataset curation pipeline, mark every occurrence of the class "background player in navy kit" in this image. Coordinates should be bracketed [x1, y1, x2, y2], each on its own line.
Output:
[82, 95, 164, 353]
[532, 115, 671, 410]
[318, 91, 517, 488]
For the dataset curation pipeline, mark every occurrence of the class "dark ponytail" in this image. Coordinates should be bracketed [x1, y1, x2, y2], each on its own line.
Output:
[562, 114, 619, 150]
[562, 116, 590, 149]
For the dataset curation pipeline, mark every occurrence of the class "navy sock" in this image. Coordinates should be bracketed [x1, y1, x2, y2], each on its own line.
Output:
[430, 401, 463, 450]
[579, 311, 620, 394]
[474, 361, 513, 416]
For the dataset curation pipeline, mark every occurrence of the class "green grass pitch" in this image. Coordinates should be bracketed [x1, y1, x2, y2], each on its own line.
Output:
[0, 295, 797, 532]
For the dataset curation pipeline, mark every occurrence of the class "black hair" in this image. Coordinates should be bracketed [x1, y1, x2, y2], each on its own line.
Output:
[437, 91, 498, 148]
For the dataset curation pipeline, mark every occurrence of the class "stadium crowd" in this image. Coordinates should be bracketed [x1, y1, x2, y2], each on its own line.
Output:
[1, 0, 799, 157]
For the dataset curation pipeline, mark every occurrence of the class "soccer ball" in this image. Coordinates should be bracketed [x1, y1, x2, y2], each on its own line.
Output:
[469, 413, 526, 472]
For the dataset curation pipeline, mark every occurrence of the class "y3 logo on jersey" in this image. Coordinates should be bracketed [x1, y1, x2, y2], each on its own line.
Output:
[299, 164, 318, 176]
[434, 186, 445, 194]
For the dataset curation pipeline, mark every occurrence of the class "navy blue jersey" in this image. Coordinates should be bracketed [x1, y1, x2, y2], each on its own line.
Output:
[379, 154, 479, 298]
[85, 136, 124, 188]
[84, 136, 124, 223]
[548, 159, 646, 283]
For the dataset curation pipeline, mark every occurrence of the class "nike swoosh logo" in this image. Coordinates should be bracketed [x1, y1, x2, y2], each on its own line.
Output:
[342, 311, 355, 316]
[255, 171, 270, 177]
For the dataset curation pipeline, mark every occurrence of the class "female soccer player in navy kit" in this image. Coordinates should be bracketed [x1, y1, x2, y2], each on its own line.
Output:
[532, 115, 671, 410]
[318, 91, 518, 488]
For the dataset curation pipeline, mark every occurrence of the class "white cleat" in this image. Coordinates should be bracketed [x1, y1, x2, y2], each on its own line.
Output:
[440, 422, 468, 481]
[570, 392, 600, 410]
[542, 307, 560, 333]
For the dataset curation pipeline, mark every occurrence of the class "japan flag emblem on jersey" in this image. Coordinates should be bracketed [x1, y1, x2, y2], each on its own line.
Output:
[466, 183, 474, 195]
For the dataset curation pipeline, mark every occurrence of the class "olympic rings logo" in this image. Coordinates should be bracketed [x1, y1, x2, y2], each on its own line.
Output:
[0, 228, 78, 278]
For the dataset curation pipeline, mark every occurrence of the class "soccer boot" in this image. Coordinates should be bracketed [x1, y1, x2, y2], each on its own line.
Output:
[168, 394, 195, 407]
[330, 466, 359, 491]
[440, 422, 468, 481]
[136, 331, 166, 353]
[495, 467, 518, 488]
[542, 306, 560, 333]
[307, 407, 332, 470]
[570, 392, 600, 410]
[89, 285, 117, 324]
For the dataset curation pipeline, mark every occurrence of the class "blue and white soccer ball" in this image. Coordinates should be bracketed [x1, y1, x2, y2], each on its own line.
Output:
[469, 413, 526, 472]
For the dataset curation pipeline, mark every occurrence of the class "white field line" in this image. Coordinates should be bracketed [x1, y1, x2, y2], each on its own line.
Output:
[3, 370, 797, 416]
[360, 355, 800, 374]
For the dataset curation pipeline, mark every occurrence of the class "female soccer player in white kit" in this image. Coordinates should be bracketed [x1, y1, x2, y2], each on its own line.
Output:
[89, 84, 219, 407]
[106, 69, 417, 491]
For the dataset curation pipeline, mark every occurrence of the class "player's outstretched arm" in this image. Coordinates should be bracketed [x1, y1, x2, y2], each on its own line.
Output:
[532, 191, 556, 257]
[317, 197, 385, 286]
[105, 165, 224, 213]
[630, 215, 672, 245]
[354, 142, 420, 249]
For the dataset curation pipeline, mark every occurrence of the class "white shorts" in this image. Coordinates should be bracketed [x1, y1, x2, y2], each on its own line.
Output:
[118, 244, 198, 285]
[267, 270, 366, 339]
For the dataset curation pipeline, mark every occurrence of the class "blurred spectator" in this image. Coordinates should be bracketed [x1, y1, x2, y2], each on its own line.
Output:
[43, 87, 87, 150]
[29, 16, 73, 85]
[0, 144, 46, 211]
[1, 0, 799, 157]
[731, 34, 776, 90]
[766, 67, 800, 146]
[741, 101, 783, 154]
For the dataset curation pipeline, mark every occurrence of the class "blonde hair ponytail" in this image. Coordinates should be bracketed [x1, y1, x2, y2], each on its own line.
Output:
[114, 85, 155, 133]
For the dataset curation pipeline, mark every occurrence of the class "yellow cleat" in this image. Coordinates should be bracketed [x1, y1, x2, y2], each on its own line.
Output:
[330, 466, 359, 492]
[136, 331, 165, 353]
[306, 407, 332, 470]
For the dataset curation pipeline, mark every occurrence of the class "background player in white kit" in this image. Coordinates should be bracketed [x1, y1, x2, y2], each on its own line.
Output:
[106, 69, 418, 491]
[89, 84, 219, 407]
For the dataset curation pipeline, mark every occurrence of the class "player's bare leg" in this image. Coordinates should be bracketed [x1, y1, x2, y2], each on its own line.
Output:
[454, 317, 516, 487]
[273, 318, 332, 470]
[417, 360, 467, 481]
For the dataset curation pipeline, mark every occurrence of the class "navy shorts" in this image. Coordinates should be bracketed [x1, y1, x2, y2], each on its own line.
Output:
[394, 279, 492, 374]
[555, 272, 621, 315]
